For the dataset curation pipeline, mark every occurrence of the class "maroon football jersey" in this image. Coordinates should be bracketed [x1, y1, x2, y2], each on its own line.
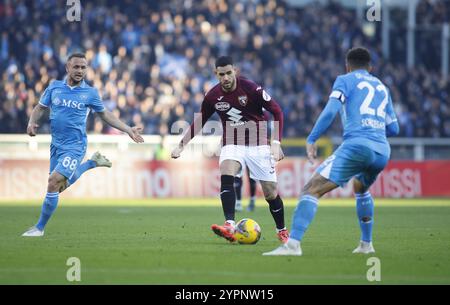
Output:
[183, 77, 284, 146]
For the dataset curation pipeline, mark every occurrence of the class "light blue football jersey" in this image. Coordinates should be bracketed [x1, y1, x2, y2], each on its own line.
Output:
[39, 78, 105, 150]
[329, 69, 397, 156]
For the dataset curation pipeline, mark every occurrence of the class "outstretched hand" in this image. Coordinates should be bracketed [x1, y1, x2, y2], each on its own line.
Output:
[128, 126, 144, 143]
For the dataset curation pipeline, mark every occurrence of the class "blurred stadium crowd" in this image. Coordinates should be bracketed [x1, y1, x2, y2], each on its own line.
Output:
[0, 0, 449, 138]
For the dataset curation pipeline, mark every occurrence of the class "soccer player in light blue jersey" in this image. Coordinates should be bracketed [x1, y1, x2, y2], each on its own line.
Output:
[22, 53, 144, 237]
[264, 47, 400, 256]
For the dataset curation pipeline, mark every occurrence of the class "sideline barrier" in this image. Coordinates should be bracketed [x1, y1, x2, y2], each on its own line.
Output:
[1, 159, 449, 199]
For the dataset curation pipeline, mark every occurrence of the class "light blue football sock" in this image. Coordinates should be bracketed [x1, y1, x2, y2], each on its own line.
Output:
[36, 192, 59, 231]
[68, 160, 96, 186]
[290, 195, 319, 241]
[356, 192, 374, 242]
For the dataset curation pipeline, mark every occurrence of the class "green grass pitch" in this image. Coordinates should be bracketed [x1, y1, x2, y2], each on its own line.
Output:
[0, 198, 449, 284]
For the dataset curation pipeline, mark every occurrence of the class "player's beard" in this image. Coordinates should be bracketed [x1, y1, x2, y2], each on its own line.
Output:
[221, 78, 235, 92]
[70, 74, 84, 85]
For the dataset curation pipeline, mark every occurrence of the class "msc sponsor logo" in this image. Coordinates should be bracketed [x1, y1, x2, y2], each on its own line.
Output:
[215, 102, 231, 111]
[53, 98, 86, 110]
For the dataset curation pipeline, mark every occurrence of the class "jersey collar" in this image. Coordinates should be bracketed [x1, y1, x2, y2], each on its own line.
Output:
[353, 69, 369, 74]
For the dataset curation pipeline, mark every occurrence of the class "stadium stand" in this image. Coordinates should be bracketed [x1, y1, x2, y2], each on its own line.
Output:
[0, 0, 449, 138]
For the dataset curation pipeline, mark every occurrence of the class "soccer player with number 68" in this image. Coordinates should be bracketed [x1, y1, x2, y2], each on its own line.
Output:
[22, 53, 144, 237]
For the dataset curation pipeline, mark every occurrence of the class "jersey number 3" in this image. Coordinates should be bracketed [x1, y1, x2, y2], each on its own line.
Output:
[358, 81, 388, 118]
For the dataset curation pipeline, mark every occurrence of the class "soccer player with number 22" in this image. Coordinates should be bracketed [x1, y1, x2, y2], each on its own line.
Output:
[264, 47, 400, 256]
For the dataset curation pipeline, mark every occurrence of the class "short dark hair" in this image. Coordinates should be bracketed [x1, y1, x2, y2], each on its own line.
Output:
[346, 47, 371, 69]
[215, 56, 233, 68]
[67, 53, 86, 62]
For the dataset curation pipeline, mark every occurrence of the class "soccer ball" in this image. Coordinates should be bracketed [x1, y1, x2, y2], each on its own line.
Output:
[234, 218, 261, 245]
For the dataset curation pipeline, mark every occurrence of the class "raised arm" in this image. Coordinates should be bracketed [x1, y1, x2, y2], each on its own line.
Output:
[171, 98, 214, 159]
[90, 88, 143, 143]
[262, 95, 285, 161]
[306, 76, 346, 163]
[96, 110, 144, 143]
[307, 98, 342, 144]
[263, 96, 284, 143]
[306, 98, 342, 163]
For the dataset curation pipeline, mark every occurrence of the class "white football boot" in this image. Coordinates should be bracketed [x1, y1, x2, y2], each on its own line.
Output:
[263, 240, 302, 256]
[90, 151, 112, 167]
[352, 241, 375, 254]
[22, 227, 44, 237]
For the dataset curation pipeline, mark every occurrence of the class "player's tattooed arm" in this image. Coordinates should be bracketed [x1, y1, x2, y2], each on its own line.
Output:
[27, 104, 48, 136]
[96, 110, 144, 143]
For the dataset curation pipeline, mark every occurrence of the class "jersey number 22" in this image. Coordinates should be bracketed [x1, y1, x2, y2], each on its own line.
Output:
[358, 81, 388, 118]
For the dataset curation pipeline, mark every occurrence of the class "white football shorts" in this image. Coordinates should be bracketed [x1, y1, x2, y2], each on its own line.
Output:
[219, 145, 277, 182]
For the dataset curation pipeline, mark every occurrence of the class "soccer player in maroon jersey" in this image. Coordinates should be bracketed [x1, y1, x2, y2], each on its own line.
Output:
[171, 56, 289, 244]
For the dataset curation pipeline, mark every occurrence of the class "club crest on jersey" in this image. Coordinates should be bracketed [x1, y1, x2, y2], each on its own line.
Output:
[53, 98, 62, 106]
[215, 101, 231, 111]
[238, 95, 248, 106]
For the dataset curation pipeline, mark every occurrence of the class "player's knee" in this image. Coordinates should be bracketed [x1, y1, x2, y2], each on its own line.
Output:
[261, 183, 277, 200]
[301, 176, 321, 198]
[219, 161, 241, 176]
[264, 192, 277, 201]
[47, 175, 64, 192]
[47, 180, 59, 192]
[301, 185, 320, 198]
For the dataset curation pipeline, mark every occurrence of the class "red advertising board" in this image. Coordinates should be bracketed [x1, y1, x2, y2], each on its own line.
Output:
[0, 158, 449, 199]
